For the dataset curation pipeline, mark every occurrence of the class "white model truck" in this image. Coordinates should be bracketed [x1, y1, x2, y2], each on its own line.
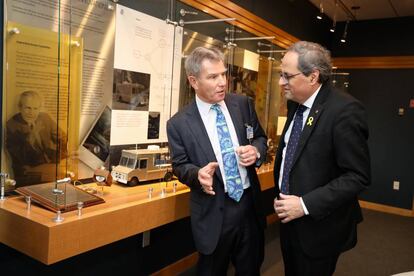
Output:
[115, 83, 148, 107]
[111, 147, 173, 186]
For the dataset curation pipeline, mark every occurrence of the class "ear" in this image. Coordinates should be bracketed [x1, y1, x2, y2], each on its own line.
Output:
[309, 70, 320, 85]
[188, 76, 198, 90]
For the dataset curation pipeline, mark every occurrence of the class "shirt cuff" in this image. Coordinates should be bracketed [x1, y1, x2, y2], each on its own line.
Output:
[300, 197, 309, 215]
[254, 147, 262, 167]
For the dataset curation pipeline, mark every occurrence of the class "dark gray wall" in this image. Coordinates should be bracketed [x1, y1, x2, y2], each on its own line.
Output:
[346, 69, 414, 209]
[329, 17, 414, 209]
[330, 17, 414, 57]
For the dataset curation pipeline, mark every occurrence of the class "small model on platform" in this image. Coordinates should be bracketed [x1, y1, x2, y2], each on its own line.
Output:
[93, 166, 112, 195]
[111, 146, 173, 186]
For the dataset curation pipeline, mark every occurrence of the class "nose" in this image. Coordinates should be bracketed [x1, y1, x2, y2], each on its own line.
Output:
[279, 75, 287, 86]
[218, 74, 226, 86]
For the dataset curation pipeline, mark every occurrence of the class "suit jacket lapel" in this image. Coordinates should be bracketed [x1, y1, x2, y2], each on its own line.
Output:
[291, 84, 330, 167]
[282, 101, 298, 142]
[225, 96, 246, 145]
[184, 101, 224, 183]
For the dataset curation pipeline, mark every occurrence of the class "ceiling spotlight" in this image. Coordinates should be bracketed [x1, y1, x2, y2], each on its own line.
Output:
[330, 27, 335, 33]
[341, 20, 350, 43]
[330, 0, 337, 32]
[316, 1, 324, 20]
[330, 21, 336, 32]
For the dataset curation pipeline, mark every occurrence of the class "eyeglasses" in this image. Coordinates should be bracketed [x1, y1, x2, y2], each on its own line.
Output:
[279, 71, 302, 83]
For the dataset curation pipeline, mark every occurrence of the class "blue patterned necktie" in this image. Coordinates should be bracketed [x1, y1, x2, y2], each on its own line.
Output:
[211, 104, 243, 202]
[280, 105, 307, 194]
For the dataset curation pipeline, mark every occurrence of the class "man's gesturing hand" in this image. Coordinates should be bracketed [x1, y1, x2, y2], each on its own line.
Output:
[198, 162, 219, 195]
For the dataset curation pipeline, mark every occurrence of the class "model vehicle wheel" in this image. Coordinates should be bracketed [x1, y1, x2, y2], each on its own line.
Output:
[164, 172, 173, 182]
[128, 177, 139, 187]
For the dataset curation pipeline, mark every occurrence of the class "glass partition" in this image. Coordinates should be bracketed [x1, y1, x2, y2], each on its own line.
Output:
[1, 0, 285, 209]
[2, 0, 84, 189]
[2, 0, 117, 210]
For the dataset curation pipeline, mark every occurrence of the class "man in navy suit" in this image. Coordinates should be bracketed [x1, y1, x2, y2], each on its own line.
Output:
[273, 41, 371, 275]
[167, 47, 267, 275]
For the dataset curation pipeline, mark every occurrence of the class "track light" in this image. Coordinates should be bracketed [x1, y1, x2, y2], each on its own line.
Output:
[316, 12, 323, 20]
[341, 20, 350, 43]
[330, 20, 336, 33]
[330, 0, 338, 32]
[316, 1, 324, 20]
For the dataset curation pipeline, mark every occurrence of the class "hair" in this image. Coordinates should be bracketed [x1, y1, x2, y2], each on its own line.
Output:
[287, 41, 332, 83]
[184, 46, 225, 77]
[18, 90, 42, 108]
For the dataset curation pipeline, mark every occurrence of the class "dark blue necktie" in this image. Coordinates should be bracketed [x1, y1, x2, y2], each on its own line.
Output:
[280, 105, 307, 194]
[211, 104, 243, 202]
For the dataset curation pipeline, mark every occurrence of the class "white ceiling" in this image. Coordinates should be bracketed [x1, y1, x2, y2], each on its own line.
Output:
[309, 0, 414, 21]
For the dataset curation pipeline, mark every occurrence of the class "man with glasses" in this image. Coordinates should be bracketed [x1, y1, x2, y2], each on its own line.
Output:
[273, 41, 370, 276]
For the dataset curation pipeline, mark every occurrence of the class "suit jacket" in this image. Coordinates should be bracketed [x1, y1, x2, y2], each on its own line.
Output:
[6, 112, 67, 184]
[167, 93, 267, 255]
[274, 83, 371, 258]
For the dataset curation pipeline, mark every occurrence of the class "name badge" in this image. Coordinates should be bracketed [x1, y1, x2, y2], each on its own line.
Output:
[246, 124, 254, 140]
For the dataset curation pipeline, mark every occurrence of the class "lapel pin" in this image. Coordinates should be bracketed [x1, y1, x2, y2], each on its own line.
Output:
[306, 117, 314, 126]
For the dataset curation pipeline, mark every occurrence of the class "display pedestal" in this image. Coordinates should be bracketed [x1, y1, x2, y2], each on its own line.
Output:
[0, 181, 190, 265]
[16, 182, 105, 212]
[0, 170, 274, 265]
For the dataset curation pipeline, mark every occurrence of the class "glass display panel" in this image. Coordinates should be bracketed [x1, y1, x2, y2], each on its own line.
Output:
[3, 0, 83, 188]
[1, 0, 116, 210]
[1, 0, 285, 212]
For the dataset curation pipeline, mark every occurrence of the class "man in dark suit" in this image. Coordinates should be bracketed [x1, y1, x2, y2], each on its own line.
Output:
[167, 47, 267, 275]
[6, 90, 67, 186]
[273, 41, 370, 276]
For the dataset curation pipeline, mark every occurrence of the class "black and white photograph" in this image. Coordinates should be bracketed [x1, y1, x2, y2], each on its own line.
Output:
[112, 69, 150, 111]
[147, 111, 160, 139]
[80, 105, 112, 169]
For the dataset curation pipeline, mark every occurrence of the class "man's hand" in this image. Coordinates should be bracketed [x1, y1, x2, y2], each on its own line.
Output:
[274, 193, 305, 223]
[198, 162, 219, 195]
[236, 145, 259, 167]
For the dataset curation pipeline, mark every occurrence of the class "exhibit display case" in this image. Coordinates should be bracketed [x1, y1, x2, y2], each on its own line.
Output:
[2, 0, 284, 192]
[1, 0, 280, 265]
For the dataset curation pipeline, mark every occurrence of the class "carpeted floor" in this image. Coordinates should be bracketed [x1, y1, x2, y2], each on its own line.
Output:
[181, 209, 414, 275]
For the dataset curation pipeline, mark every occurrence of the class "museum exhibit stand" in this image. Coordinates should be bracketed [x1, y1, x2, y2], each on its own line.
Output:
[1, 0, 285, 272]
[0, 168, 275, 265]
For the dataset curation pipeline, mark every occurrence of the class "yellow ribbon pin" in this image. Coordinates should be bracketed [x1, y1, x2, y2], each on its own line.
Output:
[306, 117, 314, 126]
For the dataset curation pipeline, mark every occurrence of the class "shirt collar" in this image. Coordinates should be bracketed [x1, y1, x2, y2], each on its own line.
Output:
[195, 95, 226, 116]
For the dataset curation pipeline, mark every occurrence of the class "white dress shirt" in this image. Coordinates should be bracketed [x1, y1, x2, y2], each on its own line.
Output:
[196, 95, 250, 191]
[278, 85, 322, 214]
